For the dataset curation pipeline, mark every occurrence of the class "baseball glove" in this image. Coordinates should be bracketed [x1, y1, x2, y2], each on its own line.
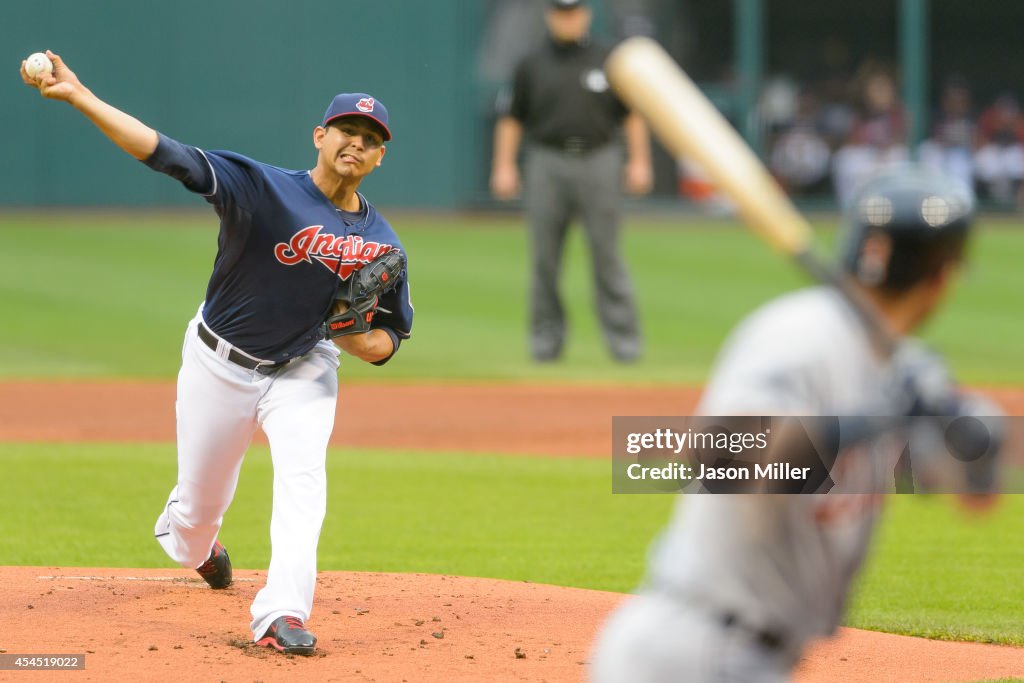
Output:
[322, 249, 406, 339]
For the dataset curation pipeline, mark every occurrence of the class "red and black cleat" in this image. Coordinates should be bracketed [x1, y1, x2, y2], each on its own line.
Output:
[195, 540, 232, 589]
[257, 616, 317, 655]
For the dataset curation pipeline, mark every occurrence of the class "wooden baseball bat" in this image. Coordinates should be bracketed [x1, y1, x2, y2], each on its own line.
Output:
[605, 37, 897, 356]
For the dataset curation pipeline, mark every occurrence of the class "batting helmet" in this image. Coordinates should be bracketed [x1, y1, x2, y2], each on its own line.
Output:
[839, 164, 975, 292]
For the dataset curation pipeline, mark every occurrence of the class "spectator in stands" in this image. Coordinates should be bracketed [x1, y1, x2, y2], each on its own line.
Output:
[974, 92, 1024, 205]
[769, 88, 833, 196]
[814, 38, 857, 150]
[832, 68, 908, 207]
[919, 77, 977, 193]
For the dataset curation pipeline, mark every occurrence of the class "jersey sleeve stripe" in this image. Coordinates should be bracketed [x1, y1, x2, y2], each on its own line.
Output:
[196, 148, 219, 198]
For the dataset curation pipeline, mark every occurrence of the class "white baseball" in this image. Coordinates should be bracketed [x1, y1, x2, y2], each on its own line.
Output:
[25, 52, 53, 80]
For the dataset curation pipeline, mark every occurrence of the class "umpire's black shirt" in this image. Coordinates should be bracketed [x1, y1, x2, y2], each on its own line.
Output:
[506, 36, 628, 151]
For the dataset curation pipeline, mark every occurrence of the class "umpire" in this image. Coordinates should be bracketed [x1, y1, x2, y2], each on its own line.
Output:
[490, 0, 653, 363]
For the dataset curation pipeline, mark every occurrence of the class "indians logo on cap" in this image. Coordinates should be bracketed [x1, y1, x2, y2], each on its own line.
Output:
[356, 97, 375, 113]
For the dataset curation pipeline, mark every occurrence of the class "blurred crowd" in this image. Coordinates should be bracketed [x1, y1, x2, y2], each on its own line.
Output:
[760, 65, 1024, 209]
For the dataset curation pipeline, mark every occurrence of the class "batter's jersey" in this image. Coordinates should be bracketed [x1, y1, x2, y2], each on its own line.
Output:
[143, 133, 413, 363]
[645, 286, 899, 651]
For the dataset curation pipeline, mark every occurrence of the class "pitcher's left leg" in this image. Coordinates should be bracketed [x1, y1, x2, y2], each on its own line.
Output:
[249, 343, 340, 641]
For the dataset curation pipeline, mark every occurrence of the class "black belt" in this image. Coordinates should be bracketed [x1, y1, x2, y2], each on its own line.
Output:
[648, 581, 791, 653]
[721, 612, 786, 651]
[197, 322, 287, 375]
[538, 136, 610, 154]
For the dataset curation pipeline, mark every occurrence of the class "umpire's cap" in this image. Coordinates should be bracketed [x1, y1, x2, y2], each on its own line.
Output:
[839, 164, 974, 292]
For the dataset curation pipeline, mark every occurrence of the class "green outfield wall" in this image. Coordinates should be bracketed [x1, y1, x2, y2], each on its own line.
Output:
[2, 0, 490, 208]
[5, 1, 1023, 209]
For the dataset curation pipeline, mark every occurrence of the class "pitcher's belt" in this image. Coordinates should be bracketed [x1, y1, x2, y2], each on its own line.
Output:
[197, 322, 287, 375]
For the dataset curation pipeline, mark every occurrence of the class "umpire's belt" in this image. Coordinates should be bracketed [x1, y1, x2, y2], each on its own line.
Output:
[197, 322, 287, 375]
[538, 136, 610, 154]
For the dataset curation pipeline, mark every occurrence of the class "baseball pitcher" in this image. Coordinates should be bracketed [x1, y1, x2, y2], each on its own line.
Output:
[21, 51, 412, 655]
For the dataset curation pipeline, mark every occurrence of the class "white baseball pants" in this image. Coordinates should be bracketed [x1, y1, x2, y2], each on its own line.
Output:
[154, 308, 340, 640]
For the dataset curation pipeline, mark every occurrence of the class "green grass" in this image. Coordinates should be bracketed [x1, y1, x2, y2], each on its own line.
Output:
[2, 210, 1024, 650]
[1, 211, 1021, 384]
[0, 442, 672, 593]
[3, 442, 1024, 644]
[848, 494, 1024, 645]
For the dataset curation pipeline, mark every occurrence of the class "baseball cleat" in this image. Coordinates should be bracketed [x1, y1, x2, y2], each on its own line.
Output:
[257, 616, 317, 655]
[195, 540, 232, 589]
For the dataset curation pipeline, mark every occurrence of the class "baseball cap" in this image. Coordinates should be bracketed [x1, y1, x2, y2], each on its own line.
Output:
[550, 0, 585, 9]
[322, 93, 392, 141]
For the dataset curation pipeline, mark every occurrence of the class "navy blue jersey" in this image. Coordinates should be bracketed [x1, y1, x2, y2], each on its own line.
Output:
[143, 134, 413, 364]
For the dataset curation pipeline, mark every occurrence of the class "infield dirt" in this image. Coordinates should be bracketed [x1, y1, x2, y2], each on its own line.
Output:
[2, 381, 1023, 681]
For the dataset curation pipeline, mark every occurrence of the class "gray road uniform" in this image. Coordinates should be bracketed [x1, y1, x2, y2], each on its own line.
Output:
[591, 286, 907, 682]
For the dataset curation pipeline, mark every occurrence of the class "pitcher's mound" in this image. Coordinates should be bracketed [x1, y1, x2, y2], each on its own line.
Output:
[1, 566, 621, 682]
[4, 567, 1022, 682]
